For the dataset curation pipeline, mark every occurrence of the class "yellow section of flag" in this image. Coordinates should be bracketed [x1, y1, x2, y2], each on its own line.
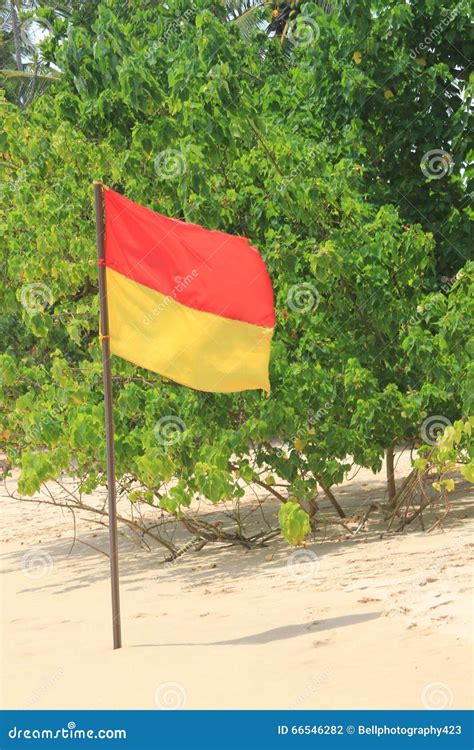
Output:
[106, 269, 274, 393]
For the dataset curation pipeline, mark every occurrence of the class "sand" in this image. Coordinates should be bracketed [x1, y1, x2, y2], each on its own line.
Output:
[0, 450, 472, 710]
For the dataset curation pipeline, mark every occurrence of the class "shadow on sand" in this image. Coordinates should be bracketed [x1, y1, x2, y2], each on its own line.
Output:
[129, 612, 381, 647]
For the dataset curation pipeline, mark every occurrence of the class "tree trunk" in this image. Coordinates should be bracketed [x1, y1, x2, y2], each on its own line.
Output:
[386, 445, 397, 506]
[317, 477, 346, 518]
[10, 0, 23, 72]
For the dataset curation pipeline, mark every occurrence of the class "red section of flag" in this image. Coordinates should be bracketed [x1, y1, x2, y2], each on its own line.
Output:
[104, 189, 275, 327]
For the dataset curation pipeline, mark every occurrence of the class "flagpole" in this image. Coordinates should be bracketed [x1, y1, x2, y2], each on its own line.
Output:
[94, 181, 122, 650]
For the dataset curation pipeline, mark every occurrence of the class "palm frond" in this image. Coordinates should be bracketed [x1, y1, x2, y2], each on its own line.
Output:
[228, 2, 265, 38]
[0, 66, 60, 107]
[0, 68, 60, 80]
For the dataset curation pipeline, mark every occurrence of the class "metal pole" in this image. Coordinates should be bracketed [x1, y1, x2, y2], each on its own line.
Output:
[94, 181, 122, 650]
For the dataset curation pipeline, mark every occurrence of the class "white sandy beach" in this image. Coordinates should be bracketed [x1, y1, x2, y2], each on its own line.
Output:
[0, 451, 472, 710]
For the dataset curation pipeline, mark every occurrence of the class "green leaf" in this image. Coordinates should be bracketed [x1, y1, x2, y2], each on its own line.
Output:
[460, 462, 474, 483]
[278, 501, 310, 546]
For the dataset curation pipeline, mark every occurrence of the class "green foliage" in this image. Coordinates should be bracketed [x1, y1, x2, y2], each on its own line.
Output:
[415, 417, 474, 492]
[0, 0, 472, 546]
[278, 500, 310, 545]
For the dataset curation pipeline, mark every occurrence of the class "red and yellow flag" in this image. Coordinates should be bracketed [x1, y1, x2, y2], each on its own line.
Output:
[103, 188, 275, 392]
